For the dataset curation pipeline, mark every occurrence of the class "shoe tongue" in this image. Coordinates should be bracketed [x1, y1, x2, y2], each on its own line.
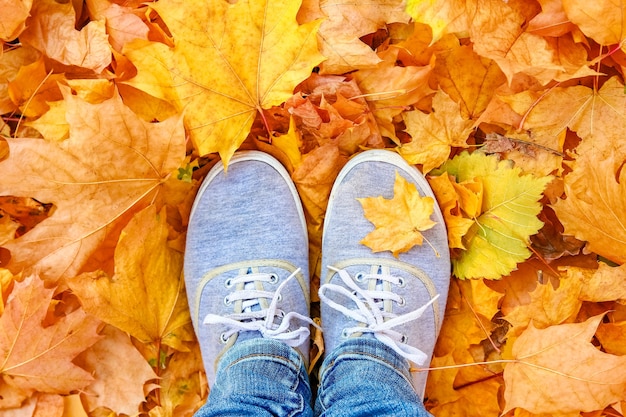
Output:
[243, 268, 262, 313]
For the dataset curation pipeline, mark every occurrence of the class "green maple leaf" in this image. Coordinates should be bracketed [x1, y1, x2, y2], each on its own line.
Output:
[433, 152, 551, 279]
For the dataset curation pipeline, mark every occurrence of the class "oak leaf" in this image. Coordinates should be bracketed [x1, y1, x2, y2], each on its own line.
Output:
[124, 0, 324, 164]
[503, 314, 626, 414]
[0, 275, 101, 404]
[0, 88, 186, 283]
[399, 90, 473, 173]
[68, 206, 191, 349]
[358, 171, 437, 257]
[433, 152, 551, 279]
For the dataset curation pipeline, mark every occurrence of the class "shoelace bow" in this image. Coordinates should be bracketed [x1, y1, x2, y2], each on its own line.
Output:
[318, 266, 439, 365]
[203, 268, 317, 347]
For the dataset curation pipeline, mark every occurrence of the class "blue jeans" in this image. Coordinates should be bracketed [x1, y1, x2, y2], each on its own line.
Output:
[194, 337, 432, 416]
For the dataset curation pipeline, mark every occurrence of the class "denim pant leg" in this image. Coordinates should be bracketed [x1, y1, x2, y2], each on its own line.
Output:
[314, 338, 432, 417]
[195, 338, 314, 417]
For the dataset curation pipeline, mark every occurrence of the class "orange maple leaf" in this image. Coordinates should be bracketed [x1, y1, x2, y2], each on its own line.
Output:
[0, 275, 101, 404]
[552, 153, 626, 265]
[358, 171, 437, 257]
[0, 88, 186, 283]
[503, 314, 626, 414]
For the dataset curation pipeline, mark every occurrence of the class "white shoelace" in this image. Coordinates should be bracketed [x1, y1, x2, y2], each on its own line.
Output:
[203, 268, 316, 347]
[318, 266, 439, 365]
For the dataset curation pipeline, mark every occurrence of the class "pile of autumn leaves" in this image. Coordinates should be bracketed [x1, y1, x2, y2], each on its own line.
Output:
[0, 0, 625, 415]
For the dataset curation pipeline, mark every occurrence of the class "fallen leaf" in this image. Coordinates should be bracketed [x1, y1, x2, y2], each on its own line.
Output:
[405, 0, 467, 44]
[528, 0, 577, 37]
[433, 45, 507, 120]
[0, 275, 101, 403]
[503, 314, 626, 414]
[7, 56, 64, 118]
[20, 0, 112, 72]
[399, 90, 474, 173]
[552, 153, 626, 265]
[317, 0, 410, 74]
[358, 171, 438, 257]
[0, 88, 185, 283]
[77, 325, 158, 415]
[562, 0, 626, 46]
[68, 205, 190, 349]
[502, 274, 583, 333]
[0, 0, 32, 41]
[433, 152, 551, 279]
[124, 0, 324, 164]
[427, 173, 476, 250]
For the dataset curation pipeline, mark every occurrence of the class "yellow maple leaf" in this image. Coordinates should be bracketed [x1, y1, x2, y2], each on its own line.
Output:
[68, 206, 191, 350]
[124, 0, 324, 165]
[399, 89, 473, 173]
[358, 171, 437, 257]
[503, 314, 626, 414]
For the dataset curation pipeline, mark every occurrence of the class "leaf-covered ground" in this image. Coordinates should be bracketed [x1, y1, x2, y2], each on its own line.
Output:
[1, 0, 626, 415]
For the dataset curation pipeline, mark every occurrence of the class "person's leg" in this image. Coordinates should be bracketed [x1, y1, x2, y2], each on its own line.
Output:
[316, 150, 451, 417]
[184, 151, 315, 416]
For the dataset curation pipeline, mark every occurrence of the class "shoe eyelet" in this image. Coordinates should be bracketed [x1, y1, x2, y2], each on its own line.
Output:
[355, 272, 365, 282]
[400, 334, 408, 343]
[276, 293, 282, 302]
[220, 333, 229, 343]
[223, 296, 232, 306]
[278, 310, 286, 318]
[224, 278, 233, 288]
[397, 297, 406, 306]
[397, 277, 406, 288]
[269, 273, 279, 284]
[341, 329, 350, 338]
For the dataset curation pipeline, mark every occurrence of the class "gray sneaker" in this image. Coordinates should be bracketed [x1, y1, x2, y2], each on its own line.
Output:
[318, 149, 451, 397]
[184, 151, 314, 387]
